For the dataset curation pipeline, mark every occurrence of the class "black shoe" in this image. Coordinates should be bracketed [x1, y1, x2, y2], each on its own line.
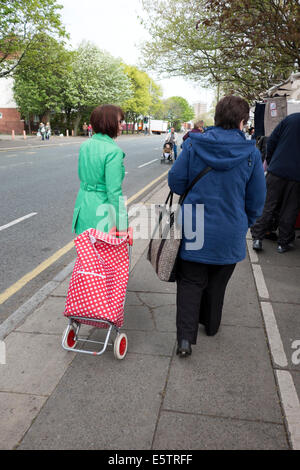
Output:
[264, 232, 278, 241]
[277, 244, 293, 254]
[252, 239, 262, 251]
[176, 339, 192, 357]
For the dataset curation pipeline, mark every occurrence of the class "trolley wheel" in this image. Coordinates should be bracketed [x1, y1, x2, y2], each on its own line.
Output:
[114, 333, 128, 360]
[63, 325, 77, 349]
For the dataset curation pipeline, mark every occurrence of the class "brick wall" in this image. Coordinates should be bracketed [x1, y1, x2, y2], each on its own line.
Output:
[0, 108, 24, 134]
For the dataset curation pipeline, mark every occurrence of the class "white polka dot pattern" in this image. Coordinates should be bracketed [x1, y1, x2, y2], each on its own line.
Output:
[64, 228, 130, 328]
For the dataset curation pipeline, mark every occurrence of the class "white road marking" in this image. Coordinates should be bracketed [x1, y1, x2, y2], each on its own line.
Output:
[4, 154, 17, 158]
[246, 239, 258, 263]
[0, 162, 33, 169]
[0, 212, 38, 232]
[276, 370, 300, 450]
[252, 263, 269, 299]
[260, 302, 288, 367]
[138, 159, 158, 168]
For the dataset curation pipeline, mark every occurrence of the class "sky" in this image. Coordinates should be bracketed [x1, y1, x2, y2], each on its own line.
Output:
[59, 0, 215, 109]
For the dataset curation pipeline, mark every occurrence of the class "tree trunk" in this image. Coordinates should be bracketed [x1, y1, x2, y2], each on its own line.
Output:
[73, 113, 82, 136]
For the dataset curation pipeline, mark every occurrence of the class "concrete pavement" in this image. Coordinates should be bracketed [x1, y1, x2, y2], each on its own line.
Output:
[0, 181, 299, 450]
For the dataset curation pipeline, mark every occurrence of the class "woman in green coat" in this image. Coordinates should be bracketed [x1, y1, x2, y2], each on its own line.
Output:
[72, 105, 128, 235]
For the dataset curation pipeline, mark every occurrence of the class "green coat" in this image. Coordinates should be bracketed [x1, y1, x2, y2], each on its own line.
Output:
[72, 133, 128, 235]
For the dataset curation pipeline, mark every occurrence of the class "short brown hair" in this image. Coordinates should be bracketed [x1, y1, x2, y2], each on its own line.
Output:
[214, 95, 249, 130]
[90, 104, 124, 138]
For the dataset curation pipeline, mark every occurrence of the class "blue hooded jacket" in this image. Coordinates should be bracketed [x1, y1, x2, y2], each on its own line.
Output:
[168, 126, 266, 265]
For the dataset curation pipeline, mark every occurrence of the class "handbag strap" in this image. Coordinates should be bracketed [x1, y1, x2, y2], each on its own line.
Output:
[163, 165, 212, 210]
[178, 166, 212, 205]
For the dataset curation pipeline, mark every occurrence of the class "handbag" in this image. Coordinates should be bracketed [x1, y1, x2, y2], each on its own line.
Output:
[147, 166, 212, 282]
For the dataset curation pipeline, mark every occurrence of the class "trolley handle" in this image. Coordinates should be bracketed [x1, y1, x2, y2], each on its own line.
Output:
[109, 227, 133, 246]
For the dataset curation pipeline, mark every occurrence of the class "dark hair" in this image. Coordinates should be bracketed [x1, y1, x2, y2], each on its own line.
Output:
[90, 104, 124, 138]
[214, 95, 249, 130]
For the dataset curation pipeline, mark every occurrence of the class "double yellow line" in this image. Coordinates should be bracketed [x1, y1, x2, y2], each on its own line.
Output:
[0, 170, 168, 306]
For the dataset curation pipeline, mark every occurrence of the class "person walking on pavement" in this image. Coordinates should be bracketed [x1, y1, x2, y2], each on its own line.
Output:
[87, 123, 93, 138]
[168, 95, 266, 357]
[45, 122, 51, 140]
[82, 122, 88, 136]
[251, 113, 300, 254]
[165, 127, 178, 160]
[72, 105, 128, 235]
[39, 122, 46, 141]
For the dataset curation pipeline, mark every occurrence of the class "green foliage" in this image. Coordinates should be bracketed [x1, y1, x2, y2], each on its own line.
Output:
[0, 0, 67, 77]
[13, 34, 71, 118]
[122, 65, 151, 116]
[62, 41, 133, 134]
[140, 0, 300, 101]
[64, 42, 132, 112]
[163, 96, 195, 126]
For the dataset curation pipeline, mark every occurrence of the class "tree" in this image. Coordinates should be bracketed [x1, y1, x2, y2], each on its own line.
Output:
[163, 96, 195, 129]
[0, 0, 67, 78]
[62, 42, 133, 134]
[13, 34, 71, 127]
[122, 65, 152, 133]
[139, 0, 300, 101]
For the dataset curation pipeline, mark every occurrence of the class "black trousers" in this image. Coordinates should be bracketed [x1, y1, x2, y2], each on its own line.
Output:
[176, 259, 236, 344]
[251, 173, 300, 246]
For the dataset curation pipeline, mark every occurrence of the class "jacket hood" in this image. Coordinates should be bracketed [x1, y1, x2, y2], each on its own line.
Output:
[188, 126, 256, 171]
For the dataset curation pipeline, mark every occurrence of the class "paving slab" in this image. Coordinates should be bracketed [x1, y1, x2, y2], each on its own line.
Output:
[260, 265, 300, 304]
[153, 411, 288, 450]
[50, 277, 71, 297]
[18, 353, 170, 450]
[122, 305, 155, 331]
[138, 292, 176, 308]
[124, 291, 144, 306]
[221, 257, 264, 328]
[164, 325, 283, 423]
[0, 332, 75, 396]
[127, 254, 176, 294]
[152, 304, 177, 333]
[0, 392, 47, 450]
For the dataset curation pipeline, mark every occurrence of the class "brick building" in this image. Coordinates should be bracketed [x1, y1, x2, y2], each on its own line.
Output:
[0, 77, 24, 134]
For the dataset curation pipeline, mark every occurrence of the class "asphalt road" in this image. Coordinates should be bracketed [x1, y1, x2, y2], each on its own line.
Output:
[0, 133, 177, 322]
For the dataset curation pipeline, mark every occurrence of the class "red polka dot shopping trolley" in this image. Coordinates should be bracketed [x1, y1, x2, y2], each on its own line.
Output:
[62, 227, 133, 360]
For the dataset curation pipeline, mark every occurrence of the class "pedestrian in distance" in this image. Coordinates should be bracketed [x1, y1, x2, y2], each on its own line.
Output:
[87, 123, 92, 138]
[165, 127, 178, 159]
[251, 112, 300, 253]
[182, 119, 205, 143]
[45, 122, 51, 140]
[72, 104, 128, 235]
[39, 122, 46, 141]
[82, 122, 88, 136]
[246, 126, 255, 140]
[168, 95, 266, 357]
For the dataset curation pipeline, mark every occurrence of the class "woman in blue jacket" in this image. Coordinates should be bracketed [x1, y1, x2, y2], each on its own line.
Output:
[168, 95, 266, 357]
